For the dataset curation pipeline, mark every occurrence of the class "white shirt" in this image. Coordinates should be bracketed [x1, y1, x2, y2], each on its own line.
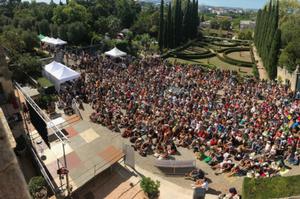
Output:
[201, 181, 209, 191]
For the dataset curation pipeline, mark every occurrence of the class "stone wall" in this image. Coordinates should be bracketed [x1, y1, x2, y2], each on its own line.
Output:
[277, 66, 299, 92]
[0, 108, 30, 199]
[0, 47, 14, 100]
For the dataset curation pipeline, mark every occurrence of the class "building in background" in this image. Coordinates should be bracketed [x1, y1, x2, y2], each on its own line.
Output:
[240, 20, 256, 29]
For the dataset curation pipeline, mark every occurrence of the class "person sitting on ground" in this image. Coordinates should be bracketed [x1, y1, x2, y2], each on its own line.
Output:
[185, 168, 205, 181]
[218, 187, 241, 199]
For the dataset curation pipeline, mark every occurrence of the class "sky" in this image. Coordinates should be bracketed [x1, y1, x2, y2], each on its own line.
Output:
[23, 0, 268, 9]
[198, 0, 268, 9]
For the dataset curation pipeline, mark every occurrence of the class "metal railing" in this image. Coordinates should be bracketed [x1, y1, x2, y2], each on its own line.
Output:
[14, 81, 71, 196]
[29, 146, 58, 194]
[14, 81, 69, 143]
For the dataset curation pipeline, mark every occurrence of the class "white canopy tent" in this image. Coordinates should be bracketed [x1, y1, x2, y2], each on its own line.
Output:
[43, 61, 80, 91]
[104, 47, 127, 58]
[41, 37, 67, 46]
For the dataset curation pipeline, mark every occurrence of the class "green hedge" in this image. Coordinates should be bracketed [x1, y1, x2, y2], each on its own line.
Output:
[219, 48, 254, 67]
[171, 50, 211, 57]
[217, 54, 254, 67]
[212, 41, 238, 47]
[171, 52, 216, 59]
[161, 39, 198, 58]
[243, 176, 300, 199]
[180, 48, 210, 55]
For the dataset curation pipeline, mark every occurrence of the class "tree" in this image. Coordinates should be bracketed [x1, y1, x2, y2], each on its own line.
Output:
[210, 19, 219, 29]
[254, 0, 281, 79]
[174, 0, 183, 46]
[21, 31, 39, 52]
[52, 0, 90, 25]
[67, 22, 88, 44]
[106, 16, 121, 37]
[158, 0, 164, 51]
[183, 0, 192, 40]
[116, 0, 141, 28]
[238, 29, 252, 40]
[165, 2, 173, 48]
[201, 14, 204, 22]
[220, 19, 231, 30]
[37, 19, 50, 35]
[279, 38, 300, 72]
[131, 9, 159, 36]
[58, 25, 68, 41]
[268, 29, 281, 79]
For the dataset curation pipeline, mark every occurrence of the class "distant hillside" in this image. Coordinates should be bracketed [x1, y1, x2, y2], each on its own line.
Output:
[139, 0, 171, 5]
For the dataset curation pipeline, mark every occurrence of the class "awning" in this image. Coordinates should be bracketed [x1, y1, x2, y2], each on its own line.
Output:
[104, 47, 127, 58]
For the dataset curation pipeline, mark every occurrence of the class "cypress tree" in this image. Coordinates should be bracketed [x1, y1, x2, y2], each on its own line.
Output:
[268, 29, 281, 79]
[167, 3, 173, 48]
[174, 0, 183, 47]
[159, 0, 164, 52]
[191, 0, 199, 38]
[183, 0, 192, 40]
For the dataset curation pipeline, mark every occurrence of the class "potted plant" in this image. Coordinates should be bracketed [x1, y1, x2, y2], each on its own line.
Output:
[140, 177, 160, 199]
[28, 176, 47, 199]
[14, 135, 27, 156]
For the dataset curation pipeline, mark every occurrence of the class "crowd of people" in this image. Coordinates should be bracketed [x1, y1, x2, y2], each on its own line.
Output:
[58, 53, 300, 179]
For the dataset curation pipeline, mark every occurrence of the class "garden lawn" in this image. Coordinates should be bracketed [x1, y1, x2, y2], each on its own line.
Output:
[243, 175, 300, 199]
[37, 77, 53, 88]
[226, 51, 252, 62]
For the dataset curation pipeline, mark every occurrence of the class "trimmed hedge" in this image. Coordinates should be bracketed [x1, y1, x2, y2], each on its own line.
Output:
[181, 48, 210, 55]
[161, 39, 197, 58]
[170, 52, 216, 59]
[217, 53, 254, 68]
[219, 48, 254, 67]
[171, 50, 211, 57]
[212, 41, 238, 47]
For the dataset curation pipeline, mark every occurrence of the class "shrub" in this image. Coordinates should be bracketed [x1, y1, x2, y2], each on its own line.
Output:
[140, 177, 160, 198]
[217, 54, 254, 68]
[252, 64, 259, 79]
[212, 41, 238, 47]
[219, 48, 254, 67]
[28, 176, 46, 196]
[171, 52, 216, 59]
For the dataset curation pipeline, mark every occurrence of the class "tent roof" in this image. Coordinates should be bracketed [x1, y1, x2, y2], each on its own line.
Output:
[41, 36, 67, 45]
[38, 34, 45, 40]
[44, 61, 80, 82]
[104, 47, 127, 58]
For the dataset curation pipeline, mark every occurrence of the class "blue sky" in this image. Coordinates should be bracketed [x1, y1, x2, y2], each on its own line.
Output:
[198, 0, 268, 9]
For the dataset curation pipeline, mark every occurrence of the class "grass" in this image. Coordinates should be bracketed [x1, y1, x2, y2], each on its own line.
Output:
[37, 77, 54, 88]
[167, 57, 252, 76]
[243, 175, 300, 199]
[226, 51, 252, 62]
[166, 38, 254, 76]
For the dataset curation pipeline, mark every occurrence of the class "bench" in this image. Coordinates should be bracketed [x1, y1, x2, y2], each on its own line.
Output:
[154, 159, 196, 175]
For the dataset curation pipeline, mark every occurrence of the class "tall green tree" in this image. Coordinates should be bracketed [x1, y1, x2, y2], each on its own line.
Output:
[183, 0, 192, 40]
[174, 0, 183, 46]
[158, 0, 164, 51]
[254, 0, 281, 79]
[268, 29, 281, 79]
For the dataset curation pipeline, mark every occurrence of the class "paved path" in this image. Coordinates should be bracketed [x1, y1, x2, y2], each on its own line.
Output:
[79, 103, 242, 195]
[132, 164, 219, 199]
[252, 46, 269, 80]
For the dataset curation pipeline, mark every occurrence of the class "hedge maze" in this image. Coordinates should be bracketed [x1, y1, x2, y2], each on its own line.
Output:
[166, 37, 256, 75]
